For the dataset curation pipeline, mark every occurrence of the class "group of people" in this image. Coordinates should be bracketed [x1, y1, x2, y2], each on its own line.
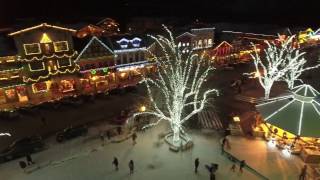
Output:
[111, 157, 135, 174]
[19, 154, 35, 172]
[194, 157, 246, 180]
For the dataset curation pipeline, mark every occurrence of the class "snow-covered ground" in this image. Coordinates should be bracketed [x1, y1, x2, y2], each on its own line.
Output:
[0, 121, 303, 180]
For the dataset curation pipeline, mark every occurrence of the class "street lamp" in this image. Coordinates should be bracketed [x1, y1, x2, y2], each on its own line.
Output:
[139, 105, 146, 112]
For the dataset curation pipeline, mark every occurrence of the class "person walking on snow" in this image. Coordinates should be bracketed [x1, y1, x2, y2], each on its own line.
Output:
[132, 133, 137, 145]
[112, 157, 119, 171]
[194, 158, 199, 173]
[129, 160, 134, 174]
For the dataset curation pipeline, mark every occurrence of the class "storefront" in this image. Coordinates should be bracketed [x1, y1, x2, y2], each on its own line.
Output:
[16, 86, 28, 102]
[59, 79, 76, 93]
[0, 89, 6, 104]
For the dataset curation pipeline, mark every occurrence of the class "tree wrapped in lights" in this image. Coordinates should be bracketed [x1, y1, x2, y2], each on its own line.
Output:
[281, 47, 320, 90]
[134, 26, 218, 146]
[249, 36, 308, 99]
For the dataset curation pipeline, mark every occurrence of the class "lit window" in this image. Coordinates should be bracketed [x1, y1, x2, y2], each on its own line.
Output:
[182, 50, 185, 53]
[24, 43, 41, 55]
[54, 41, 69, 52]
[40, 33, 52, 43]
[208, 39, 213, 46]
[182, 43, 185, 47]
[186, 43, 189, 46]
[178, 42, 181, 47]
[198, 40, 202, 47]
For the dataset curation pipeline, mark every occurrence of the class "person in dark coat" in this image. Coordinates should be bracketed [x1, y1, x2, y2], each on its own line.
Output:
[221, 137, 227, 154]
[112, 157, 119, 171]
[210, 172, 216, 180]
[239, 160, 246, 173]
[26, 154, 34, 165]
[106, 130, 111, 140]
[129, 160, 134, 174]
[194, 158, 199, 173]
[132, 133, 137, 145]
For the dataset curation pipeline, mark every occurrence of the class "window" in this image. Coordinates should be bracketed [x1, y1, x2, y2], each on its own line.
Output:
[57, 59, 71, 68]
[208, 39, 213, 47]
[24, 43, 41, 55]
[186, 43, 190, 46]
[28, 62, 45, 71]
[182, 43, 185, 47]
[54, 41, 69, 52]
[178, 42, 181, 47]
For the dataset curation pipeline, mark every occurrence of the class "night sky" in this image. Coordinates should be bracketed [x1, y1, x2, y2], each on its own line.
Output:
[0, 0, 319, 27]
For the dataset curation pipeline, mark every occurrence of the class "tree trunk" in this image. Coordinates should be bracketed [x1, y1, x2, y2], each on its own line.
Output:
[264, 85, 272, 99]
[172, 125, 181, 145]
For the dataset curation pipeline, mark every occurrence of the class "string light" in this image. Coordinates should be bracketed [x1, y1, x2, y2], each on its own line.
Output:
[8, 23, 76, 36]
[23, 65, 80, 83]
[18, 52, 77, 62]
[133, 26, 219, 144]
[75, 36, 114, 62]
[248, 35, 307, 99]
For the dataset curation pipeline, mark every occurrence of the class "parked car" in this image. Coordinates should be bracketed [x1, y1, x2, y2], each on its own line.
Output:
[0, 136, 45, 163]
[56, 125, 88, 143]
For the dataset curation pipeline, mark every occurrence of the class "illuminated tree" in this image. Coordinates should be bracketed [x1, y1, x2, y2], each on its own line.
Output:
[249, 36, 307, 99]
[134, 26, 218, 146]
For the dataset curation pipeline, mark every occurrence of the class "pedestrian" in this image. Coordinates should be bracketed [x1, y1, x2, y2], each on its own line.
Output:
[112, 157, 119, 171]
[230, 162, 236, 172]
[26, 154, 35, 165]
[194, 158, 199, 173]
[100, 131, 105, 146]
[117, 126, 122, 135]
[221, 137, 227, 154]
[210, 172, 216, 180]
[132, 132, 137, 145]
[129, 160, 134, 174]
[106, 130, 111, 140]
[299, 165, 307, 180]
[19, 161, 27, 173]
[239, 160, 245, 173]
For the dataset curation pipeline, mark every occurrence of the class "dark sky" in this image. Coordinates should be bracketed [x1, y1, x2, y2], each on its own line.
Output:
[1, 0, 319, 27]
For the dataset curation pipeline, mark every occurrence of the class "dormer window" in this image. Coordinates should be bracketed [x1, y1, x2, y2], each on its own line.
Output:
[130, 37, 142, 48]
[117, 38, 129, 49]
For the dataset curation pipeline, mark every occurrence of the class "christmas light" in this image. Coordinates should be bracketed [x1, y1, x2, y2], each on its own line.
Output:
[134, 26, 218, 145]
[23, 65, 79, 83]
[0, 67, 23, 73]
[28, 62, 45, 71]
[18, 51, 77, 62]
[53, 41, 69, 52]
[23, 43, 42, 55]
[75, 36, 114, 62]
[0, 133, 11, 137]
[8, 23, 76, 36]
[248, 35, 306, 99]
[40, 33, 52, 43]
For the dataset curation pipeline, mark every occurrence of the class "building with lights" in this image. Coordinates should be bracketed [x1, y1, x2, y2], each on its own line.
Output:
[74, 34, 155, 94]
[8, 23, 79, 100]
[0, 30, 28, 105]
[176, 27, 215, 55]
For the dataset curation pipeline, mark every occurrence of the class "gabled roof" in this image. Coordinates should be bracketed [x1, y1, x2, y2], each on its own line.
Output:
[213, 41, 233, 50]
[8, 23, 76, 36]
[75, 36, 114, 62]
[176, 32, 196, 39]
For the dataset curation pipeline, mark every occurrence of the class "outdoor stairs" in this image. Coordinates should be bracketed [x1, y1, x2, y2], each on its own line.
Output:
[234, 94, 265, 104]
[198, 110, 224, 130]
